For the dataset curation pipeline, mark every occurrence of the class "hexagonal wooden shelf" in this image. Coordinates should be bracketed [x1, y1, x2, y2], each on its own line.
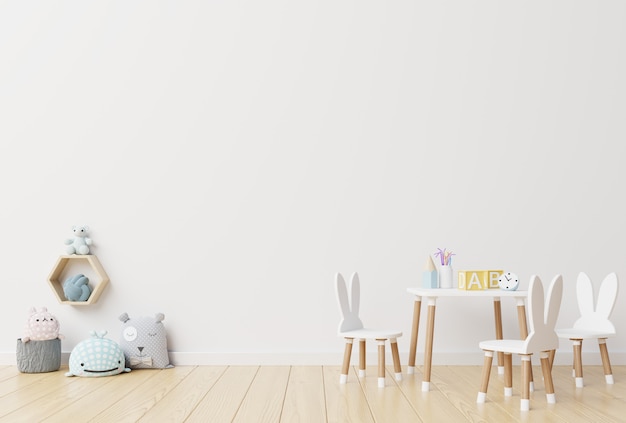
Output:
[47, 255, 110, 306]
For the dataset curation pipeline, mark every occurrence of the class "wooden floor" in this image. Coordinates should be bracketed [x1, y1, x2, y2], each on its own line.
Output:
[0, 364, 625, 422]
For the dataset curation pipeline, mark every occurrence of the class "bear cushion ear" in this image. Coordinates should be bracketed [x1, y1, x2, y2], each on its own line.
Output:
[119, 313, 130, 323]
[155, 313, 165, 323]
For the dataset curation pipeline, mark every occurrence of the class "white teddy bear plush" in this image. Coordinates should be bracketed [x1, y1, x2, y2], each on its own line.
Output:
[64, 225, 92, 255]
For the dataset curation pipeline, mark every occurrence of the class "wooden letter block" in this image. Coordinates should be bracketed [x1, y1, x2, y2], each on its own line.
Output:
[458, 271, 487, 290]
[458, 270, 504, 290]
[488, 270, 503, 289]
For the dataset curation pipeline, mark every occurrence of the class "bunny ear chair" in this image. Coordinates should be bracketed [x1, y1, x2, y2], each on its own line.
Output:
[335, 272, 403, 388]
[556, 272, 619, 387]
[477, 275, 563, 411]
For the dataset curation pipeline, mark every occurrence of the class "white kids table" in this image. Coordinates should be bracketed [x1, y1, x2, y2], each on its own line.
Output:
[406, 287, 529, 391]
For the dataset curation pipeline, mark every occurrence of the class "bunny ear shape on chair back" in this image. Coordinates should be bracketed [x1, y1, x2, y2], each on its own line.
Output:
[527, 275, 545, 334]
[350, 272, 360, 318]
[596, 272, 619, 319]
[335, 272, 363, 333]
[577, 272, 595, 316]
[544, 275, 563, 330]
[526, 275, 563, 352]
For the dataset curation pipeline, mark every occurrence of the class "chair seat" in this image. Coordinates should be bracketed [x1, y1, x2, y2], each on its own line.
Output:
[339, 328, 402, 340]
[479, 339, 526, 355]
[556, 328, 615, 340]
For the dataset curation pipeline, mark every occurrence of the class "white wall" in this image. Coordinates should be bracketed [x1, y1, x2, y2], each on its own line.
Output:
[1, 1, 625, 365]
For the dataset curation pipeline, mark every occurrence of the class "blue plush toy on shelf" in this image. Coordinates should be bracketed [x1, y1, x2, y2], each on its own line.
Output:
[64, 225, 92, 255]
[63, 274, 91, 302]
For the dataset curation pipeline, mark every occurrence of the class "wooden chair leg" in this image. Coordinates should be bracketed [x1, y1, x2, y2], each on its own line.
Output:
[358, 339, 366, 377]
[408, 299, 421, 374]
[548, 349, 556, 370]
[599, 338, 614, 384]
[540, 351, 556, 404]
[517, 302, 534, 390]
[504, 353, 513, 397]
[340, 338, 353, 384]
[377, 339, 386, 388]
[390, 338, 402, 381]
[521, 355, 531, 411]
[477, 350, 493, 403]
[572, 339, 583, 387]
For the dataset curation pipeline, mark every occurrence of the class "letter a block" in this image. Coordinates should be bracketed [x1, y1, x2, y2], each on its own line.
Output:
[458, 271, 487, 290]
[457, 270, 504, 290]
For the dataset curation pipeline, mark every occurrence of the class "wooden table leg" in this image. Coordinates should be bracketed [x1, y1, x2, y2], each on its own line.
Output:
[422, 297, 436, 392]
[408, 298, 422, 375]
[493, 298, 504, 374]
[516, 299, 534, 387]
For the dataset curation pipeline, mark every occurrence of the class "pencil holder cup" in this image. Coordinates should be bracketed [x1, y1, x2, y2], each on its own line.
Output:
[439, 265, 454, 289]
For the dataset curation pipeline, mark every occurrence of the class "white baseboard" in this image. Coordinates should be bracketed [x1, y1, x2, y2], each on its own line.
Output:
[2, 350, 626, 366]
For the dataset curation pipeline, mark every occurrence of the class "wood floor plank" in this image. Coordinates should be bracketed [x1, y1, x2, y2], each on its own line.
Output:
[136, 366, 227, 423]
[396, 365, 481, 423]
[185, 366, 260, 423]
[38, 367, 159, 422]
[430, 365, 530, 423]
[0, 366, 19, 383]
[1, 365, 625, 422]
[232, 366, 291, 423]
[549, 366, 625, 423]
[89, 366, 194, 423]
[0, 369, 81, 419]
[0, 370, 116, 422]
[323, 366, 375, 423]
[357, 365, 421, 422]
[0, 368, 50, 397]
[280, 366, 326, 423]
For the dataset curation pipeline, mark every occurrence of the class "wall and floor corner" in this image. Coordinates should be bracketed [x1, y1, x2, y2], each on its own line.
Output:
[1, 1, 625, 366]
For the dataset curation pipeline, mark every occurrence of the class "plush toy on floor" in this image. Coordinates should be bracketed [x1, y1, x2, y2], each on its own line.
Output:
[65, 330, 131, 377]
[17, 307, 64, 373]
[64, 225, 92, 255]
[63, 274, 91, 301]
[119, 312, 174, 369]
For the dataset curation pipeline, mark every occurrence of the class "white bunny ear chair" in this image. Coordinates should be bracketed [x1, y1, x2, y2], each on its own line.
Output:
[477, 275, 563, 411]
[335, 272, 403, 388]
[556, 272, 619, 387]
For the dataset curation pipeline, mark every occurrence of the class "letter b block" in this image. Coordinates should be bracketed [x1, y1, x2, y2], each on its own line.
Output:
[458, 270, 503, 290]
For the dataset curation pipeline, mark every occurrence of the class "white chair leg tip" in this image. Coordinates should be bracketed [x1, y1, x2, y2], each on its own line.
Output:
[407, 366, 415, 375]
[546, 393, 556, 404]
[395, 372, 402, 381]
[520, 399, 530, 411]
[421, 381, 430, 392]
[378, 377, 385, 388]
[575, 377, 584, 388]
[504, 387, 513, 397]
[529, 381, 534, 392]
[358, 369, 366, 378]
[339, 374, 348, 384]
[606, 375, 615, 384]
[477, 392, 486, 403]
[497, 366, 504, 375]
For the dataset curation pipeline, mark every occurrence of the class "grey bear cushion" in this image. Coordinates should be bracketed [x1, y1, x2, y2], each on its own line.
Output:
[118, 312, 173, 369]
